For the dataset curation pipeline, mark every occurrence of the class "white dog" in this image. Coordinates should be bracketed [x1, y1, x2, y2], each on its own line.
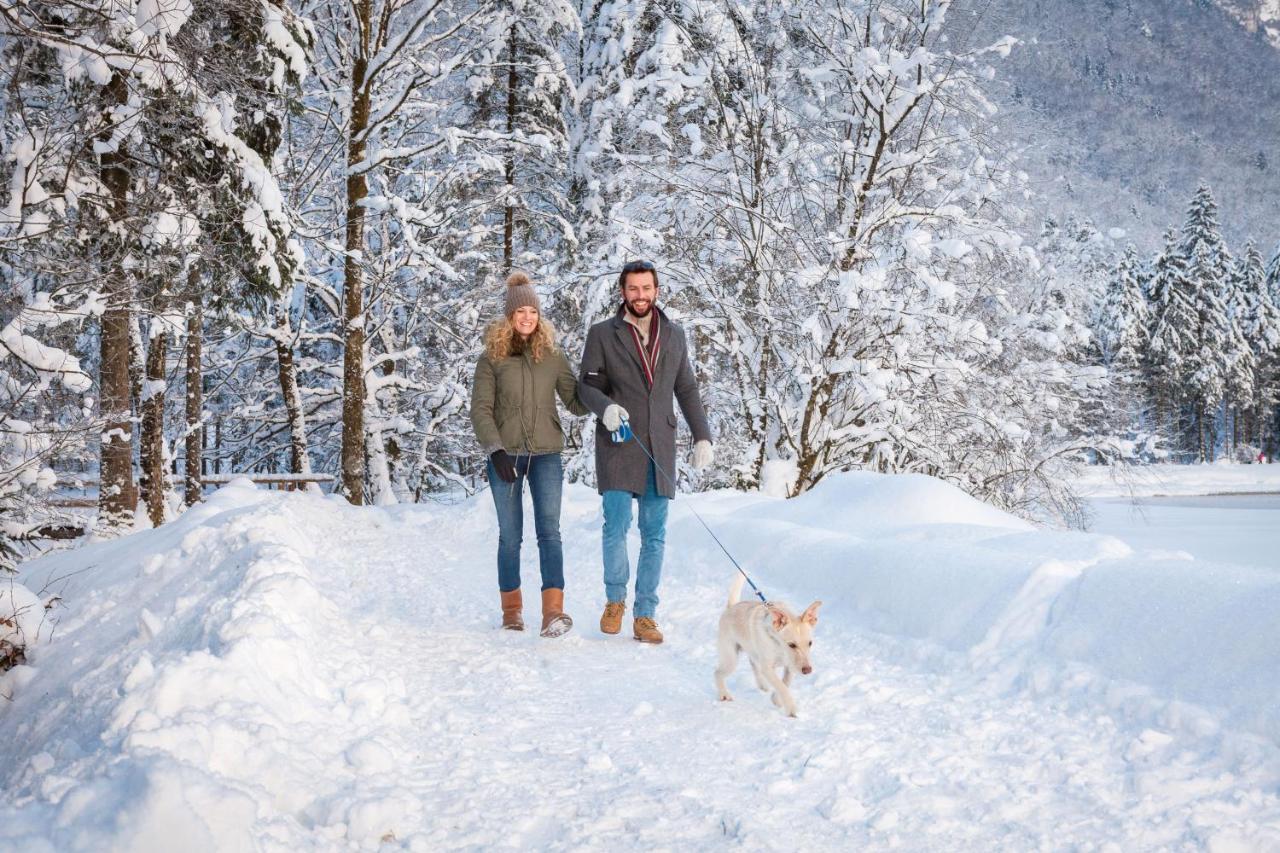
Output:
[714, 574, 822, 717]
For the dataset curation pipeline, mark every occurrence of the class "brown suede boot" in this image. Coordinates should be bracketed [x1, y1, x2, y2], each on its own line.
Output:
[633, 616, 664, 645]
[500, 589, 523, 631]
[600, 601, 625, 635]
[540, 588, 573, 638]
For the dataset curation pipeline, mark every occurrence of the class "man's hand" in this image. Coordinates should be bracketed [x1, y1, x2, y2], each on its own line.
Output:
[692, 440, 713, 470]
[602, 404, 629, 432]
[489, 450, 517, 483]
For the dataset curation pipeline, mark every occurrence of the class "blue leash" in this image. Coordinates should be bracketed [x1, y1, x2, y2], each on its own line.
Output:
[612, 417, 769, 604]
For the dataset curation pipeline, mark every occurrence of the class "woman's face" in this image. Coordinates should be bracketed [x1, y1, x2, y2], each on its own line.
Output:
[511, 305, 539, 338]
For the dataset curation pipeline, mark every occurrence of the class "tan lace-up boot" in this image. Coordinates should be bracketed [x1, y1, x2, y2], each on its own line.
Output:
[500, 589, 523, 631]
[600, 601, 625, 635]
[540, 588, 573, 638]
[633, 617, 663, 645]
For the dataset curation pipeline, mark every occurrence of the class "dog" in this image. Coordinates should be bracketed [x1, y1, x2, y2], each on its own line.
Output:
[714, 574, 822, 717]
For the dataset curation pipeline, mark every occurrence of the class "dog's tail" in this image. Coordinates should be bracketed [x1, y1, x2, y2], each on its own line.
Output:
[727, 573, 745, 607]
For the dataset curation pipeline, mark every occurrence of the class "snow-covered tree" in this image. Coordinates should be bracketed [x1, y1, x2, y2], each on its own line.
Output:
[0, 294, 97, 569]
[1234, 242, 1280, 452]
[1038, 215, 1116, 327]
[459, 0, 580, 273]
[0, 0, 309, 530]
[1180, 184, 1245, 461]
[295, 0, 490, 504]
[1266, 243, 1280, 458]
[570, 0, 719, 295]
[583, 0, 1110, 522]
[1096, 244, 1149, 369]
[1145, 229, 1196, 456]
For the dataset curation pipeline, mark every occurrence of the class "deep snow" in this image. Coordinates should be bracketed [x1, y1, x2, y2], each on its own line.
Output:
[2, 473, 1279, 851]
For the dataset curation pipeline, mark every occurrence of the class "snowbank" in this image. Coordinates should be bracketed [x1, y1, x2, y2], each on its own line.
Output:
[673, 471, 1280, 739]
[1, 481, 375, 850]
[1076, 461, 1280, 497]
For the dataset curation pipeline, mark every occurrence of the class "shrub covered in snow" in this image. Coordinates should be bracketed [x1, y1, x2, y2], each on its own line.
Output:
[0, 580, 47, 672]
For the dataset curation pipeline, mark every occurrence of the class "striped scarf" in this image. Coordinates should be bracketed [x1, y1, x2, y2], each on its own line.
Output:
[622, 306, 662, 389]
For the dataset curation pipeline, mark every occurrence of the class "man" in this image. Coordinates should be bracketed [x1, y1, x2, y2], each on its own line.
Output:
[578, 259, 714, 644]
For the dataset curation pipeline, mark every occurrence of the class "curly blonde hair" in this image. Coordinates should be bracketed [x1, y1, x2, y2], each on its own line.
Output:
[485, 316, 558, 363]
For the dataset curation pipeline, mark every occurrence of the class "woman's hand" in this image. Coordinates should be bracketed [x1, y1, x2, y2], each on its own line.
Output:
[489, 450, 517, 483]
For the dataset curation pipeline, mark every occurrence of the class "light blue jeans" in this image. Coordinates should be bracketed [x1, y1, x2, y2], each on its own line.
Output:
[602, 462, 669, 619]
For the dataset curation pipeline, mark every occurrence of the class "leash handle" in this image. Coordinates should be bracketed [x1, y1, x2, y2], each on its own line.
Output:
[618, 415, 768, 604]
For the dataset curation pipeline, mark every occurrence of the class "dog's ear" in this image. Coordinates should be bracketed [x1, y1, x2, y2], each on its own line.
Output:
[768, 605, 789, 631]
[801, 600, 822, 626]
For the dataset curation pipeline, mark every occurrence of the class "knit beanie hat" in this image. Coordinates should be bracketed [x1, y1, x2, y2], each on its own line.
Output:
[504, 270, 541, 317]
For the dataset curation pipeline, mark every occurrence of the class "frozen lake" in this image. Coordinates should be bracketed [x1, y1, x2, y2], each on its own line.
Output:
[1087, 493, 1280, 571]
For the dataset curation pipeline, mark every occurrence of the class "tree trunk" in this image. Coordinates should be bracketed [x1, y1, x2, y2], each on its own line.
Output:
[184, 299, 203, 506]
[503, 22, 517, 270]
[129, 311, 145, 417]
[274, 304, 312, 476]
[1198, 404, 1212, 463]
[97, 73, 138, 532]
[340, 0, 373, 505]
[140, 313, 169, 527]
[380, 352, 400, 498]
[366, 424, 397, 505]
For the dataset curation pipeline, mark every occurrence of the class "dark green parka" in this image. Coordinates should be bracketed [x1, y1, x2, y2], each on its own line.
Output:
[470, 347, 588, 455]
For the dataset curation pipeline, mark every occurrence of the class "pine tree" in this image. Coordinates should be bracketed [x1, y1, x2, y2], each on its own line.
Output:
[1145, 229, 1197, 456]
[1097, 245, 1150, 369]
[1223, 244, 1272, 450]
[1267, 242, 1280, 308]
[1179, 184, 1239, 461]
[1236, 242, 1280, 453]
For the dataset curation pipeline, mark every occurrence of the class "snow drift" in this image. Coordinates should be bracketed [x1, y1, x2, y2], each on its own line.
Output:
[1, 480, 377, 851]
[679, 472, 1280, 738]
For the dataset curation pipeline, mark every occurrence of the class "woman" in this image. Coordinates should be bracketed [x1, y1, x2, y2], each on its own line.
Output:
[470, 271, 588, 637]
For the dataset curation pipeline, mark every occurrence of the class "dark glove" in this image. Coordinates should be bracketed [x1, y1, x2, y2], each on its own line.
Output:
[489, 450, 517, 483]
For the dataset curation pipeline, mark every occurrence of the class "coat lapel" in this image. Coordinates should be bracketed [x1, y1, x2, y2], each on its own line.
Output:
[612, 316, 647, 378]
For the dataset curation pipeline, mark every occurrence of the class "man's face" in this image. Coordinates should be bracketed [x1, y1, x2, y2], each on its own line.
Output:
[622, 271, 658, 317]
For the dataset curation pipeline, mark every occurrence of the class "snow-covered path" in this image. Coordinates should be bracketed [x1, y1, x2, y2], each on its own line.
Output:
[4, 476, 1280, 851]
[333, 502, 1274, 851]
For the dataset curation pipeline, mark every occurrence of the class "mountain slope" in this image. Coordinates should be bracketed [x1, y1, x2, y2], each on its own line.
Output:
[1215, 0, 1280, 48]
[962, 0, 1280, 247]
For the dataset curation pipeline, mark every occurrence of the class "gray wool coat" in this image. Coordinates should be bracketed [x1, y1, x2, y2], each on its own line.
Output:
[578, 307, 713, 498]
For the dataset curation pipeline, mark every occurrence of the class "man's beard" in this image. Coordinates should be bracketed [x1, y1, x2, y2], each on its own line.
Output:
[625, 298, 653, 318]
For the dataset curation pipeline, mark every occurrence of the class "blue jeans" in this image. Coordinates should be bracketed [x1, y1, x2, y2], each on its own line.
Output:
[602, 462, 670, 619]
[488, 452, 564, 593]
